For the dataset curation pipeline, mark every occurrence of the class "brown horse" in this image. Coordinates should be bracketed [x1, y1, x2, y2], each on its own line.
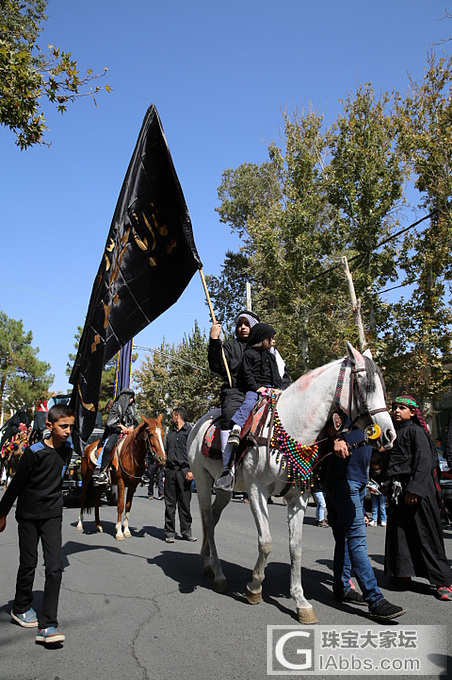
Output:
[76, 415, 165, 540]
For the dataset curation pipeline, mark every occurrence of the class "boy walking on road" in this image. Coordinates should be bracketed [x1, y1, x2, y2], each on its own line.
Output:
[0, 404, 74, 645]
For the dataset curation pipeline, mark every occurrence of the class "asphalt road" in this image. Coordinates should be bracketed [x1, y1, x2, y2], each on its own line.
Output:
[0, 488, 451, 680]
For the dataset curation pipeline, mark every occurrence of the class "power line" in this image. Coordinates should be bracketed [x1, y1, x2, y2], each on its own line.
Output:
[309, 211, 435, 283]
[0, 281, 86, 307]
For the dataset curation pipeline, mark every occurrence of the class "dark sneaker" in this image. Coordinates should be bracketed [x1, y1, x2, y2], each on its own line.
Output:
[317, 519, 329, 527]
[214, 469, 234, 492]
[335, 589, 367, 606]
[92, 470, 108, 486]
[436, 585, 452, 600]
[227, 430, 241, 447]
[165, 535, 175, 543]
[36, 627, 65, 644]
[11, 607, 38, 628]
[369, 598, 406, 621]
[182, 535, 197, 542]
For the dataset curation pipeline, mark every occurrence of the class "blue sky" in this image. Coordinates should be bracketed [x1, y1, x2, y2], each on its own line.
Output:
[1, 0, 450, 393]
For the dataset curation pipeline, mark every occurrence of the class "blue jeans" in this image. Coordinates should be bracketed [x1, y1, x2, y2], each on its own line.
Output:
[231, 390, 259, 428]
[312, 490, 326, 521]
[326, 478, 383, 607]
[371, 494, 387, 524]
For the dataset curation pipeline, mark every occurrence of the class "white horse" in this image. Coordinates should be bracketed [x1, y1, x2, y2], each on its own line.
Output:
[187, 342, 396, 623]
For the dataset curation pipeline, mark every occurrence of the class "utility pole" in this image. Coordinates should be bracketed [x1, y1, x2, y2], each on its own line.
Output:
[341, 256, 367, 352]
[246, 281, 252, 311]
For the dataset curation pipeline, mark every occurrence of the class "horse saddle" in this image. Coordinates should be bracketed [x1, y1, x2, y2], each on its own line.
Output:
[89, 437, 125, 468]
[202, 394, 274, 461]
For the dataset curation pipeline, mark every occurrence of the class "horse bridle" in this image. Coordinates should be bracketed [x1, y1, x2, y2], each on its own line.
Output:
[117, 426, 164, 480]
[334, 357, 388, 445]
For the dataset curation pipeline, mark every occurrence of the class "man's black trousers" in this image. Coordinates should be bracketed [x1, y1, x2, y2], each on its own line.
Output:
[164, 468, 193, 538]
[14, 515, 63, 629]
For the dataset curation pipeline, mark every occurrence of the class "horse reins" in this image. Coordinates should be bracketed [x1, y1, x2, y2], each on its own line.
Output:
[116, 427, 161, 480]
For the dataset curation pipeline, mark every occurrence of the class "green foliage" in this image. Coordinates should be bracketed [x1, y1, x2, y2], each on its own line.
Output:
[212, 56, 452, 413]
[134, 321, 220, 425]
[382, 51, 452, 407]
[214, 101, 405, 378]
[0, 0, 110, 148]
[0, 309, 53, 421]
[204, 251, 253, 334]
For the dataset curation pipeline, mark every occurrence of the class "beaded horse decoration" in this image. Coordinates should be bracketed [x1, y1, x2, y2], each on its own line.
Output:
[270, 393, 319, 489]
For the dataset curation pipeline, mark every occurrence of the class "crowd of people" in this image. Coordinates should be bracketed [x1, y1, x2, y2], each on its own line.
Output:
[1, 308, 452, 645]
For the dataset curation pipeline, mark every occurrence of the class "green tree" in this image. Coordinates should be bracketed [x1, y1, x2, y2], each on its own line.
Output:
[327, 83, 404, 345]
[213, 81, 444, 390]
[384, 51, 452, 410]
[205, 250, 254, 335]
[0, 0, 110, 149]
[0, 310, 53, 421]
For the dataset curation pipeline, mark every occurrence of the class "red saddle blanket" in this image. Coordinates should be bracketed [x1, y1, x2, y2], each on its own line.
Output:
[202, 395, 273, 460]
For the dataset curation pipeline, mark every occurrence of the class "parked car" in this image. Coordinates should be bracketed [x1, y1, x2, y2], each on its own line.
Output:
[62, 448, 82, 505]
[62, 427, 105, 506]
[439, 457, 452, 513]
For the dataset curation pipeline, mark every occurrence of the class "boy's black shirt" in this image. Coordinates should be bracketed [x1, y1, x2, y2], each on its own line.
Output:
[0, 441, 72, 520]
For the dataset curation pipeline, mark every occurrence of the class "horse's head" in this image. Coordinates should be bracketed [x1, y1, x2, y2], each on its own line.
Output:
[343, 342, 396, 450]
[141, 414, 166, 465]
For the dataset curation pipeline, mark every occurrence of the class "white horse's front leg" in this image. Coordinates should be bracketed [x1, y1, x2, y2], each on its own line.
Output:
[196, 469, 230, 591]
[115, 519, 124, 540]
[122, 511, 131, 538]
[287, 491, 318, 624]
[246, 483, 272, 604]
[76, 512, 83, 531]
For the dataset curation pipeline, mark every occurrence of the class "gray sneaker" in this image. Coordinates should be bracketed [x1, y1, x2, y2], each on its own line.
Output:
[227, 430, 241, 447]
[11, 608, 38, 628]
[214, 469, 234, 492]
[92, 470, 108, 486]
[36, 627, 65, 644]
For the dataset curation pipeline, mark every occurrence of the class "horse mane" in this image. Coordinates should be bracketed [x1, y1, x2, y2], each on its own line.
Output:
[121, 420, 147, 451]
[362, 354, 385, 398]
[291, 351, 385, 399]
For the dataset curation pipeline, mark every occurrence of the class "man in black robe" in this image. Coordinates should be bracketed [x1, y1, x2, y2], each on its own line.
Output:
[384, 394, 452, 600]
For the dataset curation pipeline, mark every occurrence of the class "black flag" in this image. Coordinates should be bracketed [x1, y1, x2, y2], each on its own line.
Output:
[69, 104, 202, 452]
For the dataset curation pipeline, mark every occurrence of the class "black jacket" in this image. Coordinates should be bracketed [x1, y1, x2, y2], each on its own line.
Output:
[386, 419, 434, 498]
[165, 423, 192, 469]
[208, 336, 247, 391]
[0, 441, 72, 520]
[239, 347, 288, 392]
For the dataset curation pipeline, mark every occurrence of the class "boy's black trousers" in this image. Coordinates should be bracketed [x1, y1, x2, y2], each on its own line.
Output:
[14, 515, 63, 629]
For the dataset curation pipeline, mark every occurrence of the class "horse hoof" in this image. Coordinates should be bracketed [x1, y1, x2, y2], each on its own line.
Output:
[116, 534, 125, 541]
[96, 526, 103, 533]
[245, 586, 262, 604]
[76, 523, 83, 531]
[123, 531, 131, 539]
[297, 607, 318, 624]
[203, 564, 215, 578]
[213, 579, 228, 593]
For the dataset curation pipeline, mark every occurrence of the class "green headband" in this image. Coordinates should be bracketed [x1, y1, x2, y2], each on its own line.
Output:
[393, 396, 418, 408]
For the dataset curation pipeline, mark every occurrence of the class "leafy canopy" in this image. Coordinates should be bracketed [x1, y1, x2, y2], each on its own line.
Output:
[0, 309, 53, 421]
[0, 0, 111, 148]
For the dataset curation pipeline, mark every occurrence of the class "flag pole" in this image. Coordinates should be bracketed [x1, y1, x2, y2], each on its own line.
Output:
[199, 269, 232, 388]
